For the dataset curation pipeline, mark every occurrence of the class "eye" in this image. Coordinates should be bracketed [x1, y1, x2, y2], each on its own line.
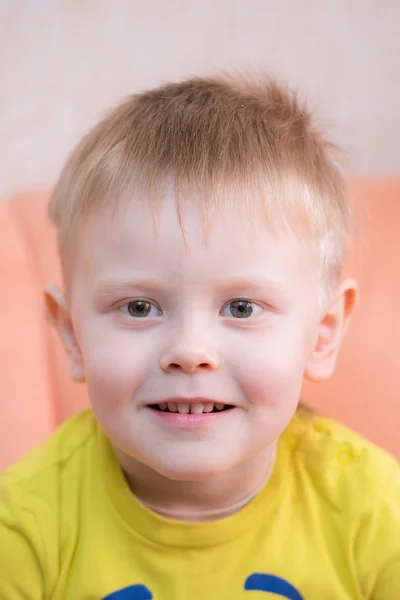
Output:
[119, 300, 162, 318]
[221, 300, 263, 319]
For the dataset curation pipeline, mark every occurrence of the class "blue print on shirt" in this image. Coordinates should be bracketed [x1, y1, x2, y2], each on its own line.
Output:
[102, 573, 304, 599]
[103, 584, 153, 599]
[244, 573, 304, 599]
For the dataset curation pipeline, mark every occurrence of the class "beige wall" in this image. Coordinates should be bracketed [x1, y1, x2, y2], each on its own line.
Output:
[1, 0, 399, 197]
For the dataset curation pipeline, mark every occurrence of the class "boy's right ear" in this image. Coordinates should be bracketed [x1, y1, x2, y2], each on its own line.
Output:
[44, 284, 85, 382]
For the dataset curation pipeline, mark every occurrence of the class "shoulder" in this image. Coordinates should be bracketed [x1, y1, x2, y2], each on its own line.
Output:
[279, 409, 400, 594]
[0, 410, 101, 594]
[281, 407, 399, 516]
[0, 409, 98, 507]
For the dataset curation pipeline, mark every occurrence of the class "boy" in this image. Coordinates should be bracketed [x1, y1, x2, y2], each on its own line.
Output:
[0, 74, 399, 599]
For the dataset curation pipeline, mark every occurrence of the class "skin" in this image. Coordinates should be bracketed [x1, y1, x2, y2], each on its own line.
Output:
[46, 191, 357, 520]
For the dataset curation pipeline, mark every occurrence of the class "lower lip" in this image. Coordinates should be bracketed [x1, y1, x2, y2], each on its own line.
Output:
[148, 407, 235, 428]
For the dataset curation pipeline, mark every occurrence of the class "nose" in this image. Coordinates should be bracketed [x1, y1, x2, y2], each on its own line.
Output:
[160, 333, 221, 374]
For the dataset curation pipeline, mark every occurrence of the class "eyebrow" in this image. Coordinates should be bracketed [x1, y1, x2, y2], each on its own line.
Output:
[214, 275, 288, 294]
[93, 276, 167, 297]
[93, 274, 289, 302]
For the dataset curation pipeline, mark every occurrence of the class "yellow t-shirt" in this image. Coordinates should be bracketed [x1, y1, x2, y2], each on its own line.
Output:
[0, 409, 399, 600]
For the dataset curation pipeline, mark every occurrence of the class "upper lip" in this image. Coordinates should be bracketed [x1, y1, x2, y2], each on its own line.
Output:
[147, 397, 230, 406]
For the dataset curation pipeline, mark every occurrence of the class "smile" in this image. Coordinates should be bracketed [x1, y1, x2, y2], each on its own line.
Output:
[150, 402, 233, 415]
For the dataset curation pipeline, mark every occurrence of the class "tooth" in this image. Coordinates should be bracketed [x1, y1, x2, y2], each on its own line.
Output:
[215, 403, 225, 411]
[203, 403, 214, 413]
[190, 403, 205, 414]
[168, 402, 178, 412]
[177, 403, 190, 414]
[158, 403, 168, 411]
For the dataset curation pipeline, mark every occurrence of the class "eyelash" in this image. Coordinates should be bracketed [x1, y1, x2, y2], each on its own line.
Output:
[118, 299, 264, 320]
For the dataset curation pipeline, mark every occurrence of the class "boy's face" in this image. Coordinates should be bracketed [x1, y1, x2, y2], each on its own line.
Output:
[51, 192, 354, 481]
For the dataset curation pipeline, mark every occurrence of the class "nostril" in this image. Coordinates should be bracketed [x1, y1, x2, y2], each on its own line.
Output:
[166, 362, 210, 372]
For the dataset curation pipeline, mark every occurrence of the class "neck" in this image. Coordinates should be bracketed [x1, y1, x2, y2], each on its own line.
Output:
[114, 444, 277, 522]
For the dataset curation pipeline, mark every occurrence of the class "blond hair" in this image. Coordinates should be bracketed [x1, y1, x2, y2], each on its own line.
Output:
[49, 74, 353, 296]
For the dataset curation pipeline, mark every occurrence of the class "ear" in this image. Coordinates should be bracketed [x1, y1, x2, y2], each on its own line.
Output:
[304, 278, 358, 382]
[44, 284, 85, 382]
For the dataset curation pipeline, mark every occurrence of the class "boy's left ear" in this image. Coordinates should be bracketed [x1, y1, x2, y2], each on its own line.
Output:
[304, 278, 358, 382]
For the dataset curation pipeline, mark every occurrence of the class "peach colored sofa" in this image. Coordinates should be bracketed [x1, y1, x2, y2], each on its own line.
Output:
[1, 181, 399, 470]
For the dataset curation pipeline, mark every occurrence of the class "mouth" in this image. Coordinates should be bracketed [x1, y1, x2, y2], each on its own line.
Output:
[148, 401, 234, 415]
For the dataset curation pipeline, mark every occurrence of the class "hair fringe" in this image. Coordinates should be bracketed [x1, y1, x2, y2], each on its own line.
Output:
[49, 73, 354, 295]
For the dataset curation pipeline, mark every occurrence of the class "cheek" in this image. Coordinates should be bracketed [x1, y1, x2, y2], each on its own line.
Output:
[229, 326, 311, 408]
[77, 319, 155, 406]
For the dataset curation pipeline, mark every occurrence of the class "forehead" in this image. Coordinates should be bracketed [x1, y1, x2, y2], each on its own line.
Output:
[75, 191, 320, 287]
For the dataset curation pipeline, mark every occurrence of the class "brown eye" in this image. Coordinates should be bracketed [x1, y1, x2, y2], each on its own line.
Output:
[127, 300, 152, 317]
[119, 300, 161, 318]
